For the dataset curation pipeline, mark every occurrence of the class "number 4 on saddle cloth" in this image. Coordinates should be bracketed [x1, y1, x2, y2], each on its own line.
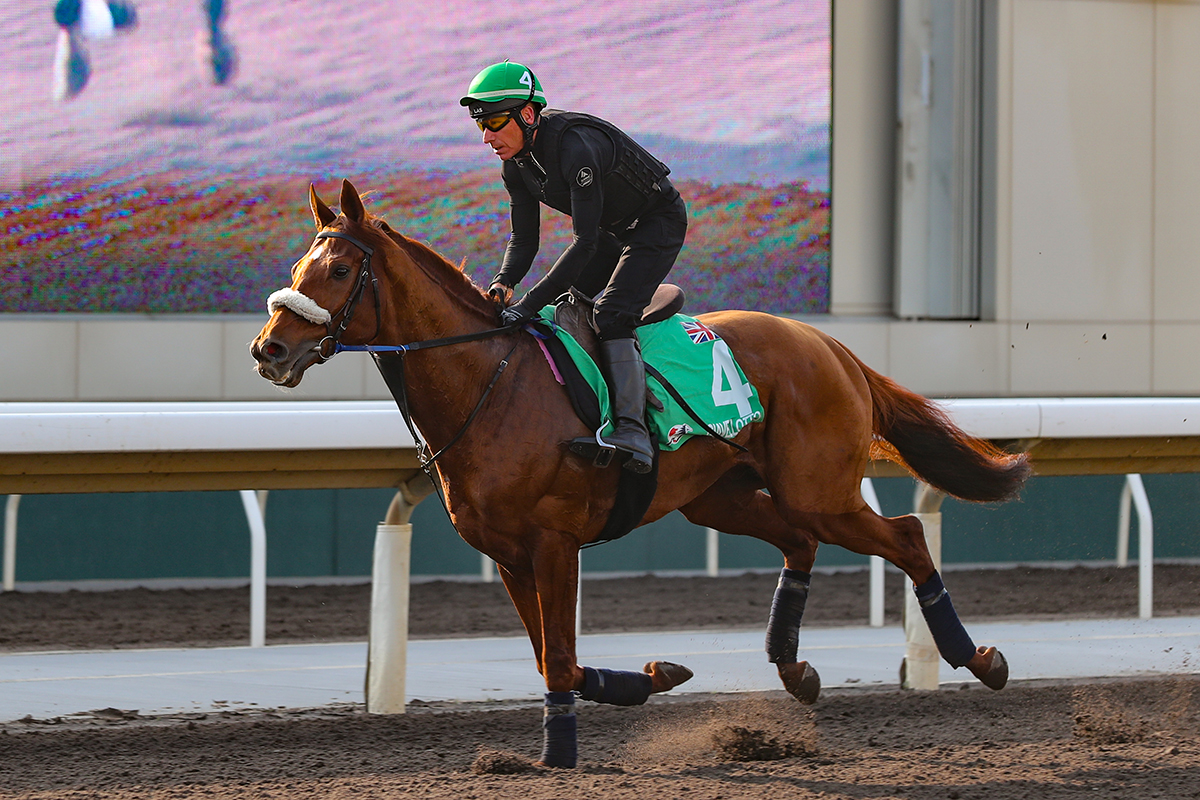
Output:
[526, 288, 765, 545]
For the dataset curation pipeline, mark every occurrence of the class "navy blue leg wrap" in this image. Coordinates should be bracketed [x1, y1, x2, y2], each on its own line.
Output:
[578, 667, 654, 706]
[915, 571, 977, 668]
[765, 568, 811, 664]
[540, 691, 577, 768]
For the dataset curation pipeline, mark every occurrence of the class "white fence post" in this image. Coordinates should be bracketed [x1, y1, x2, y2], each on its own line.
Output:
[705, 527, 720, 577]
[1117, 479, 1132, 568]
[3, 495, 19, 592]
[481, 553, 496, 582]
[861, 478, 885, 627]
[1116, 473, 1154, 619]
[902, 483, 945, 690]
[367, 475, 434, 714]
[368, 519, 413, 714]
[238, 490, 268, 648]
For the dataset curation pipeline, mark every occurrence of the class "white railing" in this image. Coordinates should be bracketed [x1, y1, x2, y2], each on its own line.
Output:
[2, 397, 1197, 703]
[0, 401, 418, 648]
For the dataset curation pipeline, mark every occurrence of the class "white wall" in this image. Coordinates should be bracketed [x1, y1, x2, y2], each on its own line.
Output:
[823, 0, 1200, 398]
[3, 0, 1199, 401]
[0, 317, 392, 401]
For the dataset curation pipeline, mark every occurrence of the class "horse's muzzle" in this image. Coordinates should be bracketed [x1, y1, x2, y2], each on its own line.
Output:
[250, 336, 320, 386]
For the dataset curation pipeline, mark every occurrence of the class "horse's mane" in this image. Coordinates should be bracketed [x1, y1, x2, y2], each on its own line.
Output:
[335, 213, 499, 324]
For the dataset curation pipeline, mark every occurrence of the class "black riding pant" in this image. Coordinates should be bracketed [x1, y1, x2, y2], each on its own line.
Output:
[572, 194, 688, 341]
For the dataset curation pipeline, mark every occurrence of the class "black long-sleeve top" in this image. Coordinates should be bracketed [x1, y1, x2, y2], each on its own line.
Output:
[496, 123, 617, 312]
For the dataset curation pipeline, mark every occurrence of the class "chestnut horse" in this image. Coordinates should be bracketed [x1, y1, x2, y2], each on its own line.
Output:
[251, 180, 1030, 768]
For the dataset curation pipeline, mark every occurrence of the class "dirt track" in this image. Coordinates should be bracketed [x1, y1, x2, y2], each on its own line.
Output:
[2, 678, 1197, 799]
[1, 565, 1198, 799]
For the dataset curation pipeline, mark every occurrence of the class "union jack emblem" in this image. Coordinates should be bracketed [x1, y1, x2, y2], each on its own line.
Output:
[681, 319, 719, 344]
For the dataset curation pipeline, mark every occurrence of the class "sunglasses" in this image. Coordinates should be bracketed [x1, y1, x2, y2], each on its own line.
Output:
[476, 111, 515, 133]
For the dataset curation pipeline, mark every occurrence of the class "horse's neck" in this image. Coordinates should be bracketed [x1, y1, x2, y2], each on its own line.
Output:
[381, 247, 517, 448]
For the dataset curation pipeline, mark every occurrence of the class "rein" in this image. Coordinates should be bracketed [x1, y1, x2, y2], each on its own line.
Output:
[333, 325, 517, 355]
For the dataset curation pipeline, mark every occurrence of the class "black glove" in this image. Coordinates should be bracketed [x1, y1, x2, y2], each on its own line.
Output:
[499, 301, 536, 327]
[487, 281, 513, 306]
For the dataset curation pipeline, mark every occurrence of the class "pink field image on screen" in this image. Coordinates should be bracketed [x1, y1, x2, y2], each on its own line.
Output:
[1, 0, 829, 314]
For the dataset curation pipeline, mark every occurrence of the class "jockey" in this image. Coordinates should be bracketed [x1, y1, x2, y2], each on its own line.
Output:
[461, 61, 689, 474]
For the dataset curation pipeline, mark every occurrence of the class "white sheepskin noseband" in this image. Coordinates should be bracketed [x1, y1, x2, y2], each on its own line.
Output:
[267, 288, 332, 325]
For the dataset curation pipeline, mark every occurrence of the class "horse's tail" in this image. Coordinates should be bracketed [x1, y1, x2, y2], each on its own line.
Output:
[857, 360, 1031, 503]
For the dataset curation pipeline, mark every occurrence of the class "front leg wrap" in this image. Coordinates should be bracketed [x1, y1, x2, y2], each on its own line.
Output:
[914, 571, 977, 668]
[578, 667, 654, 706]
[540, 692, 577, 768]
[765, 568, 811, 663]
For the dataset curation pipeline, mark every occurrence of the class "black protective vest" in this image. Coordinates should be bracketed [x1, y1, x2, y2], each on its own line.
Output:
[516, 110, 671, 231]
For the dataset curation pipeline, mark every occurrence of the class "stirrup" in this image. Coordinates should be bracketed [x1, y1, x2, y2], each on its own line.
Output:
[569, 437, 616, 468]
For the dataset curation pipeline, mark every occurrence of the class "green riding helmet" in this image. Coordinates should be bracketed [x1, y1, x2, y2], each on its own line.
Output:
[460, 61, 547, 117]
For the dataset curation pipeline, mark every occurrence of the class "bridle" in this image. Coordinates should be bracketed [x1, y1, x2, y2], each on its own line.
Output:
[310, 229, 381, 361]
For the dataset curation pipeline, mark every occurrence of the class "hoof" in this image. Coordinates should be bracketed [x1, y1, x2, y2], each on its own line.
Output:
[968, 646, 1008, 691]
[777, 661, 821, 704]
[643, 660, 693, 693]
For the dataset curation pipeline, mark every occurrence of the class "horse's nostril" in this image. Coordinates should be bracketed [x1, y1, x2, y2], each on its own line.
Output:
[255, 339, 288, 362]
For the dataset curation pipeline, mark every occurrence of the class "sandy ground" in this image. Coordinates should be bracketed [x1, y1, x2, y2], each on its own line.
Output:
[1, 564, 1198, 799]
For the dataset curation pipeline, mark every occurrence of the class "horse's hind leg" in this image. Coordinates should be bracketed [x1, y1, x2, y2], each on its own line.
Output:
[784, 506, 1008, 691]
[679, 470, 823, 703]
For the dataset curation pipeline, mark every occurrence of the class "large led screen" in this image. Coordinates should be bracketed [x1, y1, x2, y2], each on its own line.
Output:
[1, 0, 830, 315]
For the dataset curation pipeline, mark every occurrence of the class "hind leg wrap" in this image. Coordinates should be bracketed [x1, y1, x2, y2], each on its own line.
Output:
[578, 667, 653, 706]
[914, 571, 977, 668]
[765, 568, 811, 663]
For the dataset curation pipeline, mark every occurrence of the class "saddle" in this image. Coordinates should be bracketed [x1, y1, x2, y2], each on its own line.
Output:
[553, 285, 684, 467]
[521, 285, 684, 547]
[553, 283, 686, 357]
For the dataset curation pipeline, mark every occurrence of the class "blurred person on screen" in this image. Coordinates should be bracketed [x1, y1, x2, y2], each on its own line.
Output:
[51, 0, 137, 101]
[51, 0, 233, 102]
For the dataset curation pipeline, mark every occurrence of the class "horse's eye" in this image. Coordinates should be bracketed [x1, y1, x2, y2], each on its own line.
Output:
[332, 264, 351, 279]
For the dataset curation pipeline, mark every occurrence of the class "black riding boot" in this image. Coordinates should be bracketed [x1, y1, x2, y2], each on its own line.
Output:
[601, 338, 654, 474]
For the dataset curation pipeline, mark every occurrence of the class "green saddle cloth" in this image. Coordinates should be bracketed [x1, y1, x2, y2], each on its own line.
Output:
[536, 308, 765, 451]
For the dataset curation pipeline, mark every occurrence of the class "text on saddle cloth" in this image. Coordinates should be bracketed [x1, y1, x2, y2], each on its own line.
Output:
[530, 306, 765, 451]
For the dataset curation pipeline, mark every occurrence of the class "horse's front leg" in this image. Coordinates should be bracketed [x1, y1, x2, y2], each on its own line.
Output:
[495, 562, 546, 675]
[528, 530, 692, 768]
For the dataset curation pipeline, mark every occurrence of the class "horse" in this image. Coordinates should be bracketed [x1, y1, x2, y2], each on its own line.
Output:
[251, 179, 1031, 768]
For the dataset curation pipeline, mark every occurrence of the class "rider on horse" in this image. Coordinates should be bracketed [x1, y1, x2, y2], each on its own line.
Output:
[461, 60, 689, 474]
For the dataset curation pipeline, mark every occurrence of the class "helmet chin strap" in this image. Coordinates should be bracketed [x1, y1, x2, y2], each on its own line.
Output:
[513, 81, 540, 158]
[514, 115, 539, 158]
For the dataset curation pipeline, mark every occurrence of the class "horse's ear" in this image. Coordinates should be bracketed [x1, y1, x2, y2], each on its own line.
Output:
[309, 184, 336, 230]
[340, 178, 366, 224]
